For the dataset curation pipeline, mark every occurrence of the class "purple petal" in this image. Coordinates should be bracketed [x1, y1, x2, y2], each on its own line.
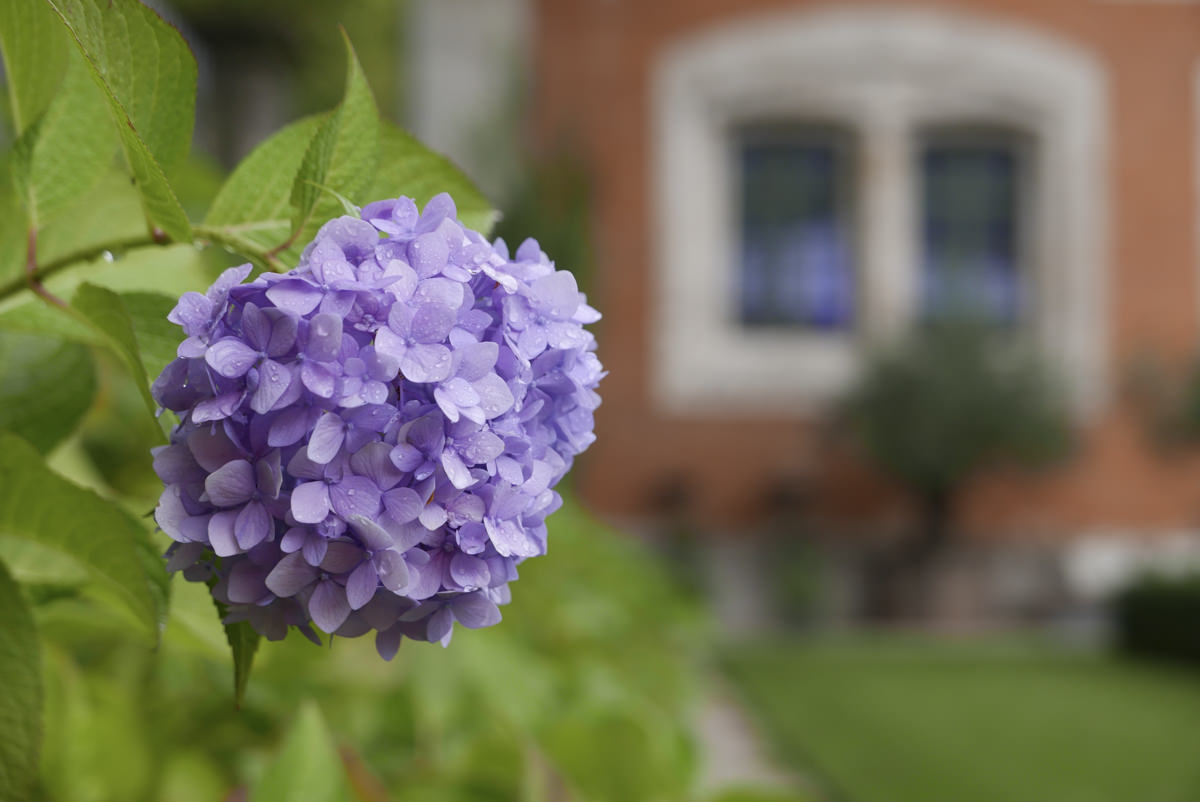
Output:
[266, 279, 323, 315]
[205, 338, 259, 378]
[266, 313, 298, 357]
[401, 343, 452, 383]
[347, 515, 394, 551]
[251, 359, 293, 413]
[427, 605, 454, 645]
[309, 580, 351, 633]
[269, 407, 312, 447]
[530, 270, 580, 319]
[330, 476, 381, 519]
[320, 541, 363, 574]
[449, 553, 490, 590]
[187, 426, 242, 472]
[441, 449, 474, 490]
[382, 487, 422, 524]
[204, 459, 255, 507]
[375, 550, 411, 594]
[350, 442, 402, 489]
[301, 361, 338, 398]
[240, 303, 272, 350]
[306, 312, 344, 361]
[208, 510, 241, 557]
[291, 481, 331, 524]
[307, 412, 345, 464]
[235, 500, 273, 550]
[408, 232, 449, 277]
[474, 374, 515, 419]
[346, 561, 379, 610]
[409, 304, 456, 344]
[457, 341, 499, 381]
[451, 592, 501, 629]
[228, 560, 268, 604]
[375, 628, 402, 661]
[265, 552, 319, 596]
[193, 392, 242, 423]
[461, 431, 504, 465]
[167, 291, 213, 335]
[419, 503, 448, 530]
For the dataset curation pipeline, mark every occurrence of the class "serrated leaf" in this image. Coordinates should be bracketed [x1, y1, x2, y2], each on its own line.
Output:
[367, 121, 497, 235]
[0, 432, 165, 641]
[203, 115, 323, 265]
[0, 330, 96, 454]
[0, 557, 40, 802]
[10, 46, 115, 227]
[284, 31, 378, 260]
[0, 0, 69, 136]
[250, 702, 349, 802]
[47, 0, 195, 242]
[70, 283, 163, 429]
[210, 597, 259, 709]
[119, 291, 180, 381]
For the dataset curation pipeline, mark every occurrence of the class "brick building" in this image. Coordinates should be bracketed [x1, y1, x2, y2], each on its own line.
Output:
[416, 0, 1200, 542]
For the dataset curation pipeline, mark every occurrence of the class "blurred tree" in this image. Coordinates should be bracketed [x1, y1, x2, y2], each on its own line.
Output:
[842, 319, 1071, 615]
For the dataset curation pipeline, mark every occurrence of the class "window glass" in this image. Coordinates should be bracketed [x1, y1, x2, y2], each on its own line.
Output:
[920, 130, 1029, 325]
[738, 126, 855, 329]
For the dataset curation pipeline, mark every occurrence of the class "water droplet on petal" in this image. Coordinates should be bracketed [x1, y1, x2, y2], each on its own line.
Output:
[101, 250, 115, 263]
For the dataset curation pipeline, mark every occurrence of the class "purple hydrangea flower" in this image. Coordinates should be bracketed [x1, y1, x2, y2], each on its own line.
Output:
[152, 194, 602, 656]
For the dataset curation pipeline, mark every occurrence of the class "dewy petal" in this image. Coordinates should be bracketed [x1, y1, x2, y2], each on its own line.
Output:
[346, 561, 379, 610]
[205, 338, 259, 378]
[451, 591, 502, 629]
[329, 475, 381, 520]
[408, 232, 449, 277]
[401, 343, 452, 383]
[291, 481, 331, 524]
[449, 553, 489, 590]
[251, 359, 293, 414]
[375, 550, 411, 593]
[350, 441, 402, 489]
[530, 270, 580, 319]
[307, 412, 346, 464]
[441, 449, 474, 490]
[474, 374, 515, 419]
[409, 304, 457, 344]
[456, 341, 499, 382]
[192, 392, 242, 423]
[240, 303, 272, 350]
[382, 487, 422, 524]
[266, 279, 323, 315]
[347, 515, 394, 551]
[461, 431, 504, 465]
[265, 552, 319, 596]
[301, 361, 338, 398]
[204, 459, 256, 507]
[307, 312, 344, 361]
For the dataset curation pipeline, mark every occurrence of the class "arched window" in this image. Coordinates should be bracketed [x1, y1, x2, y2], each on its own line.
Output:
[652, 8, 1107, 416]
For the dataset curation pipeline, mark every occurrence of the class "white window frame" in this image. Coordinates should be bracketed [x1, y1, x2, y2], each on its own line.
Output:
[651, 8, 1108, 417]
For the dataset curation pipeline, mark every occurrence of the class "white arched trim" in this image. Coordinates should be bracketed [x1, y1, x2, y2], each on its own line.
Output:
[651, 7, 1108, 417]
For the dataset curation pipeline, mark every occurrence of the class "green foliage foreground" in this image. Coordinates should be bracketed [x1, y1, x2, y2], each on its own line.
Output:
[0, 1, 720, 799]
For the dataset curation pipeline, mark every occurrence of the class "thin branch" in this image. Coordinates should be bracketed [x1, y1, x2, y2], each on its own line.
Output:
[24, 230, 68, 309]
[0, 231, 161, 303]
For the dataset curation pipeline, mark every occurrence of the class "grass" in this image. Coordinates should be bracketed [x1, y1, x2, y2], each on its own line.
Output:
[724, 635, 1200, 802]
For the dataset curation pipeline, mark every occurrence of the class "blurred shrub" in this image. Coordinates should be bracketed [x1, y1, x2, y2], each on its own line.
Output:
[1112, 573, 1200, 666]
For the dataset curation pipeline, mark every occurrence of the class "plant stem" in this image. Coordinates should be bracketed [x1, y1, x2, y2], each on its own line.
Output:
[0, 226, 282, 304]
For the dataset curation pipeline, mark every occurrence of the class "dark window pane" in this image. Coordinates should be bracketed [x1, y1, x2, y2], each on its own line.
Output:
[920, 134, 1027, 325]
[738, 128, 854, 329]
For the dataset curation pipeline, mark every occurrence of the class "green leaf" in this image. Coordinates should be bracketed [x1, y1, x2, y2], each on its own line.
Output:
[70, 282, 162, 424]
[119, 291, 181, 381]
[10, 46, 115, 228]
[203, 115, 323, 265]
[46, 0, 196, 242]
[367, 121, 497, 236]
[250, 702, 349, 802]
[216, 608, 259, 709]
[0, 0, 69, 136]
[0, 432, 165, 642]
[284, 31, 378, 260]
[0, 557, 40, 802]
[0, 331, 96, 454]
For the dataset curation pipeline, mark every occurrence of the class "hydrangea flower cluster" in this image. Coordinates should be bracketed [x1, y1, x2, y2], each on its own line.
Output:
[151, 194, 602, 657]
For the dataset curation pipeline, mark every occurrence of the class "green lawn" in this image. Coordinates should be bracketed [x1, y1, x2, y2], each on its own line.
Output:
[724, 636, 1200, 802]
